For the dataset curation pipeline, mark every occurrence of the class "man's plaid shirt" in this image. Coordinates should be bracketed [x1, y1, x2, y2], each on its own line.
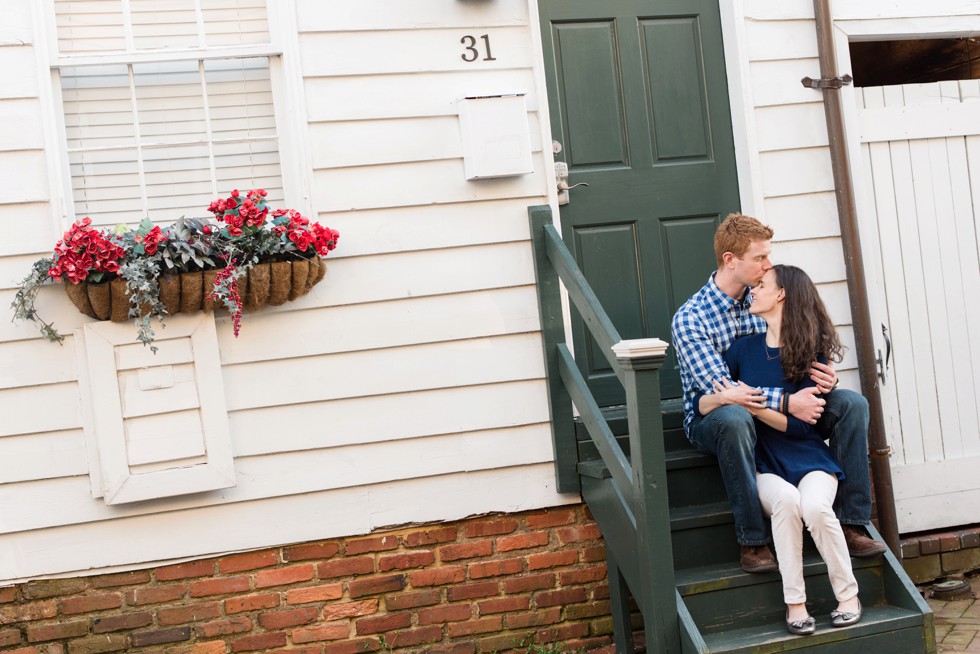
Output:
[671, 274, 784, 435]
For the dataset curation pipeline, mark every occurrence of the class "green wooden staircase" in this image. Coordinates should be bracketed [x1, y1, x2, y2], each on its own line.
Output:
[528, 206, 935, 654]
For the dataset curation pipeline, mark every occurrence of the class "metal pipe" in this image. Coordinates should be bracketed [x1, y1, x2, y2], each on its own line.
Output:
[810, 0, 901, 557]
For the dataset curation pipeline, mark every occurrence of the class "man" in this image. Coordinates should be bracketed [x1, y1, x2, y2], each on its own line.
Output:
[671, 213, 886, 573]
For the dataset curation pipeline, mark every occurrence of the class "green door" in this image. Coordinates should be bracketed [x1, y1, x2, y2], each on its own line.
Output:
[539, 0, 740, 407]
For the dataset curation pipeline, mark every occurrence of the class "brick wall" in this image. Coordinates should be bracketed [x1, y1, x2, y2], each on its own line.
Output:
[900, 525, 980, 584]
[0, 505, 617, 654]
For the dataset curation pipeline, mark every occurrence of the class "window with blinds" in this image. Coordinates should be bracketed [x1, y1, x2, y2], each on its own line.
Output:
[51, 0, 284, 226]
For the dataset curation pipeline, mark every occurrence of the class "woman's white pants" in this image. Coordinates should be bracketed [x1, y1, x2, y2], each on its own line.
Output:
[757, 471, 858, 605]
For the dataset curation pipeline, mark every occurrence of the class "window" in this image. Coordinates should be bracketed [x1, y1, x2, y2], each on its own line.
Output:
[49, 0, 286, 226]
[850, 37, 980, 87]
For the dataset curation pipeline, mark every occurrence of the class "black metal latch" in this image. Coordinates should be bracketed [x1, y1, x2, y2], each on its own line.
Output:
[801, 74, 853, 89]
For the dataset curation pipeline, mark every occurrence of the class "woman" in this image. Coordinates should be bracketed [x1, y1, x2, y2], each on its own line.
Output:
[697, 264, 862, 636]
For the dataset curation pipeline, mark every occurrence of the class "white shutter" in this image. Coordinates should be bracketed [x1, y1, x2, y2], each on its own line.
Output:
[54, 0, 127, 54]
[78, 313, 236, 505]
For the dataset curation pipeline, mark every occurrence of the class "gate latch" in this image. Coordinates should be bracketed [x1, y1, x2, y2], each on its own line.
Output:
[801, 74, 853, 89]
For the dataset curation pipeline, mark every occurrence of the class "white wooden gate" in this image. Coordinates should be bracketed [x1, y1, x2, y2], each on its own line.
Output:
[857, 80, 980, 533]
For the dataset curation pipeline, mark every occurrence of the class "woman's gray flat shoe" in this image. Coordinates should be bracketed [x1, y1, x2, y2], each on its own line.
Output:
[786, 611, 816, 636]
[830, 599, 862, 627]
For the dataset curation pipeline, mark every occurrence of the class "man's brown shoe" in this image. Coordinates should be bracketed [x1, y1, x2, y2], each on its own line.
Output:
[740, 545, 778, 573]
[842, 525, 887, 558]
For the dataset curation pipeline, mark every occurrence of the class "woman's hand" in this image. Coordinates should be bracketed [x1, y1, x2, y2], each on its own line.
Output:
[809, 360, 838, 393]
[712, 378, 766, 412]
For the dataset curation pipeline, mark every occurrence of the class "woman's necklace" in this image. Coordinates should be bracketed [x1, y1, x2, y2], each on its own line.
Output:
[765, 343, 780, 360]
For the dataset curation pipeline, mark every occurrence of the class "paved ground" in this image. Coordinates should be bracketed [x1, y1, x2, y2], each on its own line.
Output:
[927, 573, 980, 653]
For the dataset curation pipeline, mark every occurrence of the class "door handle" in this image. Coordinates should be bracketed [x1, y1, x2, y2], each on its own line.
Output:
[555, 161, 589, 206]
[876, 323, 891, 384]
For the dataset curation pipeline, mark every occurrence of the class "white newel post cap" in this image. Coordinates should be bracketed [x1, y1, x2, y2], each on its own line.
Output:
[611, 338, 670, 359]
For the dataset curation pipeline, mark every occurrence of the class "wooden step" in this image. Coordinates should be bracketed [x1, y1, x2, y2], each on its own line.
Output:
[675, 555, 882, 597]
[699, 605, 926, 653]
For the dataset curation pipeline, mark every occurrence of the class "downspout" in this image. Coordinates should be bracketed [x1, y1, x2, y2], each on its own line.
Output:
[810, 0, 901, 556]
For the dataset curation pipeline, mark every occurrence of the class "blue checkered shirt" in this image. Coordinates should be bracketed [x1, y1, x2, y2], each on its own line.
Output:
[671, 274, 783, 435]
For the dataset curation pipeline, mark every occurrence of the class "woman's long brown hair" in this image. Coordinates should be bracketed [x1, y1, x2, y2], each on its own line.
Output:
[771, 264, 845, 382]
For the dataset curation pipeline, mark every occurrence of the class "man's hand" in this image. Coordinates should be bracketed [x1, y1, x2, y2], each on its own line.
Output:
[809, 361, 837, 394]
[788, 387, 826, 424]
[712, 378, 766, 411]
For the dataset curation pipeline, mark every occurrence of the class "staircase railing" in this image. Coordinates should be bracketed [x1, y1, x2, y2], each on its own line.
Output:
[528, 205, 680, 653]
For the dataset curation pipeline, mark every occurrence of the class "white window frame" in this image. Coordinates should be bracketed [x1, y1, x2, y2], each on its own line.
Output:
[36, 0, 313, 230]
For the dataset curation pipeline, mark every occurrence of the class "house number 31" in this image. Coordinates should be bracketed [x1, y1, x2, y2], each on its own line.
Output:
[460, 34, 497, 62]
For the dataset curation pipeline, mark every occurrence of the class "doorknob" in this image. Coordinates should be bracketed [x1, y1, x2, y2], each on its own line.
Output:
[555, 161, 590, 206]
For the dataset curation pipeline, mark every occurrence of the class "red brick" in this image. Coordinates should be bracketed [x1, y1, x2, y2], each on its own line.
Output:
[321, 599, 379, 621]
[131, 626, 192, 647]
[417, 604, 472, 625]
[464, 519, 517, 538]
[536, 622, 589, 642]
[218, 550, 278, 574]
[475, 632, 529, 653]
[23, 579, 87, 600]
[317, 557, 374, 579]
[277, 648, 320, 654]
[286, 583, 344, 604]
[468, 558, 523, 579]
[526, 508, 580, 529]
[323, 638, 382, 654]
[403, 527, 457, 547]
[193, 644, 233, 654]
[0, 601, 57, 625]
[254, 564, 314, 588]
[527, 550, 579, 571]
[594, 583, 610, 600]
[447, 582, 499, 602]
[345, 535, 400, 555]
[89, 571, 151, 589]
[565, 600, 611, 620]
[194, 616, 252, 638]
[190, 576, 251, 597]
[27, 620, 88, 643]
[384, 625, 443, 648]
[939, 533, 960, 552]
[408, 566, 465, 587]
[378, 551, 436, 571]
[429, 644, 476, 654]
[92, 612, 153, 633]
[348, 574, 405, 598]
[158, 601, 222, 625]
[560, 564, 608, 585]
[536, 587, 588, 607]
[354, 611, 411, 635]
[68, 634, 128, 653]
[502, 573, 555, 594]
[59, 593, 122, 615]
[447, 616, 502, 637]
[506, 608, 561, 629]
[385, 589, 441, 610]
[0, 587, 19, 603]
[497, 532, 549, 552]
[582, 545, 607, 563]
[126, 585, 186, 606]
[225, 592, 279, 614]
[440, 541, 493, 562]
[557, 525, 602, 544]
[230, 632, 287, 652]
[258, 606, 318, 629]
[283, 542, 341, 562]
[478, 595, 530, 614]
[919, 536, 941, 555]
[292, 622, 350, 644]
[156, 560, 214, 581]
[0, 629, 21, 647]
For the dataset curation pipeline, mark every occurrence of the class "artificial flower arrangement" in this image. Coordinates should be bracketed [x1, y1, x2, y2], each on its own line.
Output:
[11, 189, 339, 351]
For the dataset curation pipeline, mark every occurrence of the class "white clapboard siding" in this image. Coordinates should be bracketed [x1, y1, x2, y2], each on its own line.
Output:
[221, 332, 544, 412]
[0, 286, 97, 344]
[299, 27, 533, 77]
[320, 200, 531, 258]
[0, 382, 82, 438]
[314, 156, 547, 212]
[857, 81, 980, 531]
[304, 69, 540, 122]
[311, 114, 543, 169]
[0, 464, 573, 583]
[743, 0, 813, 20]
[815, 281, 851, 327]
[750, 59, 823, 108]
[763, 192, 840, 242]
[0, 0, 33, 46]
[744, 20, 818, 62]
[297, 0, 529, 32]
[759, 148, 835, 198]
[0, 203, 61, 257]
[771, 238, 846, 284]
[0, 337, 78, 390]
[216, 286, 541, 364]
[0, 47, 39, 100]
[0, 430, 88, 484]
[0, 423, 553, 534]
[0, 100, 45, 152]
[0, 151, 50, 204]
[833, 0, 980, 20]
[755, 103, 829, 152]
[230, 379, 549, 457]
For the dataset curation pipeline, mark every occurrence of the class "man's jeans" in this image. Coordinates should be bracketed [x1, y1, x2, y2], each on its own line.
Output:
[686, 388, 871, 546]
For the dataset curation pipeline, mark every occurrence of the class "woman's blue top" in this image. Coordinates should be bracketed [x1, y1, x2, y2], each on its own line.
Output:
[697, 334, 843, 487]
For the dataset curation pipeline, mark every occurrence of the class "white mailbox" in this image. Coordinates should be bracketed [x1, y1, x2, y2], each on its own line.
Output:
[458, 94, 533, 180]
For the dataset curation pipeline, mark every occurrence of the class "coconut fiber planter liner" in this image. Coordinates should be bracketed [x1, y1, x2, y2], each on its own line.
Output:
[64, 258, 326, 322]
